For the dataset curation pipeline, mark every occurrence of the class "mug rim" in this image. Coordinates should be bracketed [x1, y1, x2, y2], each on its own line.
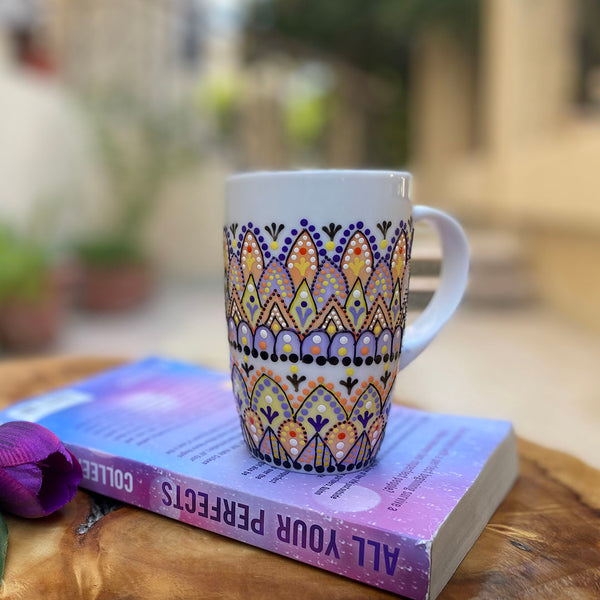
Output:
[227, 169, 412, 184]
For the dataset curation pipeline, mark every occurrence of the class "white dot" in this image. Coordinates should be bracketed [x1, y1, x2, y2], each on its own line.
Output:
[308, 248, 314, 255]
[260, 330, 268, 339]
[365, 260, 371, 265]
[290, 447, 299, 455]
[366, 401, 372, 409]
[317, 404, 326, 413]
[288, 263, 294, 269]
[311, 265, 316, 270]
[230, 323, 234, 329]
[253, 434, 259, 442]
[363, 337, 371, 344]
[336, 442, 345, 450]
[250, 424, 256, 433]
[283, 334, 291, 342]
[340, 336, 348, 344]
[257, 265, 262, 270]
[248, 284, 255, 292]
[335, 451, 344, 459]
[353, 290, 361, 298]
[289, 438, 298, 447]
[252, 242, 256, 248]
[291, 254, 297, 260]
[310, 256, 315, 262]
[241, 325, 247, 333]
[302, 235, 308, 240]
[361, 244, 368, 250]
[373, 429, 379, 438]
[343, 264, 348, 270]
[298, 240, 304, 246]
[300, 291, 308, 299]
[350, 240, 356, 247]
[359, 237, 365, 243]
[345, 256, 351, 262]
[366, 267, 371, 273]
[265, 395, 273, 404]
[383, 334, 388, 341]
[313, 335, 322, 343]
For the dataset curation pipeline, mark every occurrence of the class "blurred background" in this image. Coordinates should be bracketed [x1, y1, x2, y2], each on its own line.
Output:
[0, 0, 598, 467]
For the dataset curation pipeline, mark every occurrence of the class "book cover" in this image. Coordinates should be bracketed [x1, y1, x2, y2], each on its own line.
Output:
[0, 358, 518, 600]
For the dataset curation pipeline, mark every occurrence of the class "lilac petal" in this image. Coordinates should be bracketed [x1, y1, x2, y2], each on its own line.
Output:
[3, 462, 43, 495]
[37, 449, 82, 516]
[0, 465, 44, 518]
[0, 421, 61, 467]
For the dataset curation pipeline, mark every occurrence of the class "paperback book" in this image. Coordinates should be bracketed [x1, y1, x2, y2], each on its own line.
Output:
[0, 358, 518, 600]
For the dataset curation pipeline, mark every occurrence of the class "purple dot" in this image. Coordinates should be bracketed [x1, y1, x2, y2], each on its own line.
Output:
[278, 394, 285, 401]
[357, 221, 364, 228]
[258, 235, 264, 242]
[374, 252, 381, 260]
[241, 225, 247, 232]
[357, 400, 364, 408]
[300, 219, 308, 227]
[349, 224, 355, 230]
[336, 246, 343, 253]
[284, 411, 292, 418]
[238, 234, 243, 242]
[284, 237, 292, 245]
[258, 384, 264, 391]
[340, 238, 346, 245]
[301, 409, 309, 416]
[279, 253, 286, 261]
[248, 222, 253, 228]
[319, 249, 327, 256]
[354, 300, 361, 307]
[317, 388, 324, 395]
[265, 251, 271, 259]
[261, 243, 268, 251]
[316, 240, 323, 247]
[253, 228, 260, 235]
[308, 224, 315, 232]
[291, 229, 298, 235]
[400, 220, 405, 228]
[365, 228, 371, 235]
[313, 231, 321, 239]
[395, 228, 400, 236]
[369, 235, 376, 243]
[301, 301, 307, 308]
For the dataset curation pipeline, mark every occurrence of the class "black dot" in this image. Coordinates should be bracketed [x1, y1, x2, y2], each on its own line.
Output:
[354, 300, 361, 307]
[282, 461, 291, 469]
[383, 353, 390, 362]
[303, 464, 313, 472]
[290, 354, 299, 363]
[251, 349, 258, 358]
[270, 353, 278, 362]
[260, 351, 269, 360]
[301, 301, 307, 308]
[337, 464, 346, 472]
[374, 355, 382, 364]
[249, 296, 255, 302]
[244, 346, 250, 355]
[258, 452, 264, 460]
[302, 355, 313, 364]
[316, 356, 326, 366]
[365, 357, 373, 365]
[347, 464, 355, 471]
[264, 454, 272, 462]
[329, 357, 339, 365]
[356, 462, 363, 469]
[315, 466, 325, 473]
[327, 465, 336, 473]
[280, 354, 288, 362]
[274, 458, 281, 466]
[342, 357, 352, 366]
[293, 462, 302, 470]
[355, 357, 363, 366]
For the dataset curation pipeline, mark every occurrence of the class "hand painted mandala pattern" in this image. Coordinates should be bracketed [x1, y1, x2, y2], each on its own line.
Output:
[225, 218, 414, 472]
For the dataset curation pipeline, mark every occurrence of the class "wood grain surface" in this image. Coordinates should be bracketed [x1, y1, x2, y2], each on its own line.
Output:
[0, 357, 598, 600]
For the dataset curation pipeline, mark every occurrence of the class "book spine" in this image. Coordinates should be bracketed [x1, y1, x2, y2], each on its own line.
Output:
[69, 443, 431, 600]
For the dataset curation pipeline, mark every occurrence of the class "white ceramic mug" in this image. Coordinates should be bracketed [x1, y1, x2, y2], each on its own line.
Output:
[224, 170, 469, 473]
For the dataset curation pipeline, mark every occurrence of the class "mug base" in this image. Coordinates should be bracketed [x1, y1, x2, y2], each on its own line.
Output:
[244, 443, 378, 474]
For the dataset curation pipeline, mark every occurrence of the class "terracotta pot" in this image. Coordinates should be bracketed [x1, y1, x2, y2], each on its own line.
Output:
[0, 290, 63, 352]
[79, 262, 153, 312]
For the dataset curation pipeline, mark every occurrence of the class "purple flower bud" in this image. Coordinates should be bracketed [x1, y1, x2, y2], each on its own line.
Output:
[0, 421, 82, 518]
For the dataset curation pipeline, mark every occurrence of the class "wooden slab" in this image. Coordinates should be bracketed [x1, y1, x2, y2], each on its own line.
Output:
[0, 357, 599, 600]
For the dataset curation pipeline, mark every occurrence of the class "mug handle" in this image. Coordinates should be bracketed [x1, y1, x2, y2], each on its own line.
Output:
[398, 205, 470, 370]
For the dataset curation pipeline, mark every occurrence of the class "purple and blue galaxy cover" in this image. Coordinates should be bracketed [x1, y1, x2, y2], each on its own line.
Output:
[0, 358, 515, 599]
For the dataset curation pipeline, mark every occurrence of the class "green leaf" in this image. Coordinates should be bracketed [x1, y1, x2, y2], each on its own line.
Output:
[0, 512, 7, 582]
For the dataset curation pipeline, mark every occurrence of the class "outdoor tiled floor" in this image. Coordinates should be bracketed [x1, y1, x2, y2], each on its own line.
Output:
[52, 281, 600, 469]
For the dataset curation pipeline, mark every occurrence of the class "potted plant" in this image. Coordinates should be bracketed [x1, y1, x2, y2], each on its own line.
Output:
[0, 227, 62, 352]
